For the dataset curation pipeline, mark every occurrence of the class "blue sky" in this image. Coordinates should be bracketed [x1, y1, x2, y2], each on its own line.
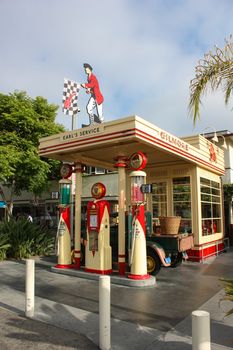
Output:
[0, 0, 232, 136]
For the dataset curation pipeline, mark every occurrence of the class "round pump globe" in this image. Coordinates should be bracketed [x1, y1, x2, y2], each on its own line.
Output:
[91, 182, 106, 199]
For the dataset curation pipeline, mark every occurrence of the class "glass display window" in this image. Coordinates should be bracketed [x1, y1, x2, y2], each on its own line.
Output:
[152, 182, 167, 231]
[200, 177, 221, 236]
[172, 176, 192, 233]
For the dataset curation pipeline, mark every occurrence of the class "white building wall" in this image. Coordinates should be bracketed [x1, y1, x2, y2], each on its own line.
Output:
[221, 137, 233, 184]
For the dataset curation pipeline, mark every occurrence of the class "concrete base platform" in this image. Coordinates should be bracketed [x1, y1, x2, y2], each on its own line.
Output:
[51, 266, 156, 287]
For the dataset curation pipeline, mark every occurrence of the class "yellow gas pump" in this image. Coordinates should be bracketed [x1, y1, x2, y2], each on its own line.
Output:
[85, 183, 112, 274]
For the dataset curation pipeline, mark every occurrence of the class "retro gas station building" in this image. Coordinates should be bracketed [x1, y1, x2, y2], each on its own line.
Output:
[39, 115, 225, 272]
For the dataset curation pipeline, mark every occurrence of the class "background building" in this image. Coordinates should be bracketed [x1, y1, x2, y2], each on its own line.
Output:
[203, 130, 233, 243]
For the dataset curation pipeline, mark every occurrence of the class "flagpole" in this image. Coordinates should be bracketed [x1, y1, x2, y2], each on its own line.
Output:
[70, 112, 77, 246]
[72, 114, 76, 131]
[62, 78, 80, 245]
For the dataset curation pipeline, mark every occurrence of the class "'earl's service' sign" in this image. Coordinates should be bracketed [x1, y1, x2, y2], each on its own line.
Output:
[61, 125, 104, 141]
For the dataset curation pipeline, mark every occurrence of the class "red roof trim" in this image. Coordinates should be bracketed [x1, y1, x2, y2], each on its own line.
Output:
[39, 127, 224, 174]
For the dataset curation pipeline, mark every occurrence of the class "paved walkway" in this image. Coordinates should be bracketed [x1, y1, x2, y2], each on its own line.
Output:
[0, 251, 233, 349]
[0, 307, 98, 350]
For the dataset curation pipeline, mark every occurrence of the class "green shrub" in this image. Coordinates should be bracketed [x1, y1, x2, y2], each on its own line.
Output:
[0, 218, 55, 259]
[33, 230, 55, 256]
[0, 232, 11, 261]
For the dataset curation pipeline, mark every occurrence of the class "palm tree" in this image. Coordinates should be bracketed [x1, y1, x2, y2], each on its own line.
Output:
[189, 35, 233, 125]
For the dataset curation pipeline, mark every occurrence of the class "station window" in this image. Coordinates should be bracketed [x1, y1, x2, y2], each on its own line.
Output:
[172, 177, 192, 233]
[95, 167, 105, 174]
[152, 182, 167, 227]
[200, 177, 221, 236]
[84, 166, 108, 175]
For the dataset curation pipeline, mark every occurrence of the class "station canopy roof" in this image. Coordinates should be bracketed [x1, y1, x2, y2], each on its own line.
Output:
[39, 115, 225, 174]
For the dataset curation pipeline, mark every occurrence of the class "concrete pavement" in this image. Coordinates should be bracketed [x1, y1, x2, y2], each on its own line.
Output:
[0, 307, 98, 350]
[0, 251, 233, 349]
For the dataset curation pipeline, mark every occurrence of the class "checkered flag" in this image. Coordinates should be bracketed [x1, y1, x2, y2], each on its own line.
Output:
[62, 78, 80, 115]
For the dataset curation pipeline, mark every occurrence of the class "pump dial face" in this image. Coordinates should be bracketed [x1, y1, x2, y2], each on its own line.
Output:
[91, 182, 106, 199]
[60, 164, 73, 179]
[129, 152, 147, 170]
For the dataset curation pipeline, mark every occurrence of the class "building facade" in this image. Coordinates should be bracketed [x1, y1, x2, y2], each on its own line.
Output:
[38, 116, 226, 263]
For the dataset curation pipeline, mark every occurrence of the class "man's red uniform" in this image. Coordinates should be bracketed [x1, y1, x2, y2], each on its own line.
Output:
[84, 73, 104, 105]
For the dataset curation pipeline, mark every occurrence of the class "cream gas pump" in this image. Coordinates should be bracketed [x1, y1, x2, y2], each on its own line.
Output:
[85, 182, 112, 274]
[128, 152, 150, 280]
[55, 164, 73, 268]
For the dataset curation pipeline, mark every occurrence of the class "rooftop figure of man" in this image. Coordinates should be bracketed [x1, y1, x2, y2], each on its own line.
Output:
[81, 63, 104, 126]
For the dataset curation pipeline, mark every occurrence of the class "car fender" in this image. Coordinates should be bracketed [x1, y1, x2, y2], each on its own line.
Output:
[147, 242, 171, 267]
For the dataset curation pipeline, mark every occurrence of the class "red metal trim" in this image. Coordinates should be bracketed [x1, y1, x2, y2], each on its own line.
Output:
[193, 237, 224, 248]
[118, 262, 126, 275]
[72, 257, 81, 269]
[114, 156, 129, 168]
[132, 205, 146, 236]
[84, 268, 113, 274]
[39, 128, 135, 154]
[39, 127, 224, 174]
[135, 129, 224, 174]
[114, 162, 127, 167]
[187, 242, 225, 262]
[128, 273, 150, 280]
[129, 151, 147, 170]
[61, 207, 71, 232]
[54, 264, 74, 269]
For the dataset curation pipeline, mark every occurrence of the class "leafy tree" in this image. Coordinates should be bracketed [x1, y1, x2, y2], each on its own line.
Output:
[189, 35, 233, 124]
[223, 184, 233, 201]
[0, 91, 65, 216]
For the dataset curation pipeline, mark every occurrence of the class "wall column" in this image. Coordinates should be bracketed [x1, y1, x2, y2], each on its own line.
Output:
[114, 156, 128, 275]
[73, 163, 83, 268]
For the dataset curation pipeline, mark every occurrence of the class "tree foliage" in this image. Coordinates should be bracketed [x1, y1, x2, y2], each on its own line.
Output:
[189, 35, 233, 124]
[0, 91, 65, 215]
[223, 184, 233, 201]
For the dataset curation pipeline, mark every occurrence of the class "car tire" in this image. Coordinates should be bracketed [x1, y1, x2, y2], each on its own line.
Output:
[147, 248, 161, 275]
[170, 252, 183, 268]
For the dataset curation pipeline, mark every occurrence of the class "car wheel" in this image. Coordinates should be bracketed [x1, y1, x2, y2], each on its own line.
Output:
[170, 252, 183, 268]
[147, 249, 161, 275]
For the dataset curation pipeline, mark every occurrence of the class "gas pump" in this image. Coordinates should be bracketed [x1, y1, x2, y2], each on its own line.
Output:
[55, 164, 73, 268]
[128, 152, 150, 280]
[85, 182, 112, 274]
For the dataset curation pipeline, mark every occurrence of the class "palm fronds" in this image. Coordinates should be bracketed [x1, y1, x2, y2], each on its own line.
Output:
[189, 35, 233, 125]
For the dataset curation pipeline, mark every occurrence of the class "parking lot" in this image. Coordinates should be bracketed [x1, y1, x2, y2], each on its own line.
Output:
[0, 249, 233, 349]
[1, 250, 232, 329]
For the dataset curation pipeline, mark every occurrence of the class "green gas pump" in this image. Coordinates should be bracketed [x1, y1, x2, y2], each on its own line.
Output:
[55, 178, 72, 268]
[59, 179, 72, 207]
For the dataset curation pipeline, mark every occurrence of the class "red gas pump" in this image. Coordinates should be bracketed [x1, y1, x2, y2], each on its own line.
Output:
[85, 183, 112, 274]
[128, 152, 150, 280]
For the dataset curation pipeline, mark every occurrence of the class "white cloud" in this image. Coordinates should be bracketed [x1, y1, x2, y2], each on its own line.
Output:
[0, 0, 232, 134]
